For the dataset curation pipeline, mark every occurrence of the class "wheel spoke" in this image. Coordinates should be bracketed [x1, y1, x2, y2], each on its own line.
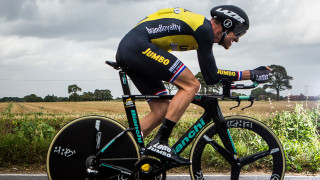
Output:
[239, 147, 280, 167]
[203, 135, 234, 164]
[239, 150, 270, 166]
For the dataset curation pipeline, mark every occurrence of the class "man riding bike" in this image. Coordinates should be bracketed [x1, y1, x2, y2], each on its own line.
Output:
[115, 5, 270, 165]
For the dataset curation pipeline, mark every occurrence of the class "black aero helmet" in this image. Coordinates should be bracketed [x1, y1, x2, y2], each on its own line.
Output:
[211, 5, 249, 37]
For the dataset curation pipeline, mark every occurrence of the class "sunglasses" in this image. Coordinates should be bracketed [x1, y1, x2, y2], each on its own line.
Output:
[233, 23, 249, 38]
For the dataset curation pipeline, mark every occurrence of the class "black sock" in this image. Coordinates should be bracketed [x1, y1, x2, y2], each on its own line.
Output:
[153, 118, 176, 143]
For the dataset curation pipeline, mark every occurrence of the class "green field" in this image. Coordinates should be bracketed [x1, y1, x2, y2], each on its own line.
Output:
[0, 100, 319, 174]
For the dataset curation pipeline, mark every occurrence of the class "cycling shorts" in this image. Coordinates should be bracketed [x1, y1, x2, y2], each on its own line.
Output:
[116, 30, 186, 98]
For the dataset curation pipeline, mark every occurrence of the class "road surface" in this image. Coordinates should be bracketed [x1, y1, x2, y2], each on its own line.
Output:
[0, 174, 319, 179]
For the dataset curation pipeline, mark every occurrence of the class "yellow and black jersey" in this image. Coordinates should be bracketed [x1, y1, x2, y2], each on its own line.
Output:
[116, 8, 241, 91]
[134, 8, 211, 52]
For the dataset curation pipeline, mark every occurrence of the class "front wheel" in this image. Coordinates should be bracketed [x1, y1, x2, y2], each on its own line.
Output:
[189, 116, 285, 180]
[47, 115, 140, 180]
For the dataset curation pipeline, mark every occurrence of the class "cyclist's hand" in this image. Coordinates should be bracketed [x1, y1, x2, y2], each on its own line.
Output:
[250, 66, 270, 83]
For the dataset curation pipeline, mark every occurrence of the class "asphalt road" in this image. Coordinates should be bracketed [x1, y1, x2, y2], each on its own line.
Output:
[0, 174, 319, 180]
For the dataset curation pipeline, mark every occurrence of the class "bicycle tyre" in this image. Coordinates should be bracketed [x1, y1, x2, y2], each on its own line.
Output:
[47, 115, 140, 180]
[189, 115, 285, 180]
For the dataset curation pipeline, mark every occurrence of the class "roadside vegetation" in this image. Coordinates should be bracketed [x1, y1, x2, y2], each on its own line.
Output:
[0, 100, 319, 173]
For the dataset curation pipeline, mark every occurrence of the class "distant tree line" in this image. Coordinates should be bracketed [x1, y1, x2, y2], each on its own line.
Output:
[0, 84, 113, 102]
[0, 65, 298, 102]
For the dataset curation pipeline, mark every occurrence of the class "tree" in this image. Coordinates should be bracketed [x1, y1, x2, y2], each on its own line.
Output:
[82, 92, 94, 101]
[263, 65, 293, 100]
[93, 89, 113, 101]
[68, 84, 82, 94]
[195, 72, 221, 95]
[0, 97, 22, 102]
[68, 84, 82, 101]
[44, 94, 58, 102]
[232, 92, 246, 96]
[251, 87, 267, 100]
[57, 97, 69, 102]
[163, 82, 177, 95]
[24, 94, 43, 102]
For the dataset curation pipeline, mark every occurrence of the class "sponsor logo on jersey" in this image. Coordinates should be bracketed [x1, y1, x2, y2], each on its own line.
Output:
[142, 48, 170, 65]
[146, 23, 181, 34]
[217, 69, 236, 76]
[169, 59, 183, 73]
[215, 8, 246, 23]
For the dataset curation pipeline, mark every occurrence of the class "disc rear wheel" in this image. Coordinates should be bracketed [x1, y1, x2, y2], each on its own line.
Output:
[47, 115, 140, 180]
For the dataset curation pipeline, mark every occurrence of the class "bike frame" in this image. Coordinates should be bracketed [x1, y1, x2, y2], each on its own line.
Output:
[48, 61, 284, 180]
[87, 63, 257, 175]
[119, 70, 238, 160]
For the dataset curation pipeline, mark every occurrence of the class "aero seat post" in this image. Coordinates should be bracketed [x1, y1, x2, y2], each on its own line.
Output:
[119, 71, 131, 95]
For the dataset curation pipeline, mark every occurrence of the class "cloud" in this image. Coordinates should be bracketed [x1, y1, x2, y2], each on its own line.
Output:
[0, 0, 169, 41]
[0, 0, 39, 21]
[0, 0, 320, 98]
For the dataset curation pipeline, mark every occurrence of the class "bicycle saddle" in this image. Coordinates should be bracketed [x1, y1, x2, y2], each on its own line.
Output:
[105, 61, 121, 70]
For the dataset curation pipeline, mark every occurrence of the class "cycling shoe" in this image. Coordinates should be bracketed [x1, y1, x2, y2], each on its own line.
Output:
[144, 140, 191, 165]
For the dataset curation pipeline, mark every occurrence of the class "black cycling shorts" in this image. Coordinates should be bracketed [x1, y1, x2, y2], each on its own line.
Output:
[116, 30, 186, 99]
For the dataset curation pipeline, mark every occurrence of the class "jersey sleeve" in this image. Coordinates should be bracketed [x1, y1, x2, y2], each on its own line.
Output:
[195, 19, 241, 85]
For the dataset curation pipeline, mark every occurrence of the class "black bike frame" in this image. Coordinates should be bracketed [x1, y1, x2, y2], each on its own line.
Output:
[119, 71, 238, 157]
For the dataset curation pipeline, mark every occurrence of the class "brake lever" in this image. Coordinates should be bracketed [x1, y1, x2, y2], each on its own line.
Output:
[230, 100, 241, 110]
[241, 100, 254, 110]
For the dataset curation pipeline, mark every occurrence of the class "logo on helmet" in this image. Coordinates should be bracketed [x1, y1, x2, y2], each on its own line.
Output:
[215, 8, 245, 23]
[223, 19, 232, 28]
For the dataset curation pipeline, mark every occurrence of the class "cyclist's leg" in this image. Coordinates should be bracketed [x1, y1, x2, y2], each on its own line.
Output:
[165, 67, 200, 122]
[145, 68, 199, 165]
[123, 62, 200, 135]
[140, 99, 170, 137]
[124, 69, 171, 137]
[116, 33, 198, 163]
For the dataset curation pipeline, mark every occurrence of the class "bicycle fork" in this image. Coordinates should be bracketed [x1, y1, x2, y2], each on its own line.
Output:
[209, 101, 242, 179]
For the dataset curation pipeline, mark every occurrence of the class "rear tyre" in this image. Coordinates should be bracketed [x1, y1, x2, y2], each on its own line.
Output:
[47, 115, 140, 180]
[189, 116, 285, 180]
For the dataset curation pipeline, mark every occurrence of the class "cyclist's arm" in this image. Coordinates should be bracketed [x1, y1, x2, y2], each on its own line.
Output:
[195, 20, 249, 85]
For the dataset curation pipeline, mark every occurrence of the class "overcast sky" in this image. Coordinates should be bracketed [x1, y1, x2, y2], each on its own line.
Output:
[1, 0, 319, 99]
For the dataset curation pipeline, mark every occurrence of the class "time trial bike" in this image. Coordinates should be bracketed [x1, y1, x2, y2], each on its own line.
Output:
[46, 61, 285, 180]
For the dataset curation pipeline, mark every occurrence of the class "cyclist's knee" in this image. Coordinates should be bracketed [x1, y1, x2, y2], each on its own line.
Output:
[173, 68, 200, 95]
[191, 79, 201, 94]
[181, 78, 200, 95]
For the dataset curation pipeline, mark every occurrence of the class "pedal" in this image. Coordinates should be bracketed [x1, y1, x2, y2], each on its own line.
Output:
[131, 158, 166, 180]
[141, 163, 150, 172]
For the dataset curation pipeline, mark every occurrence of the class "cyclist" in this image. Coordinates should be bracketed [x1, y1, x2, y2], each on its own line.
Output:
[115, 5, 270, 165]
